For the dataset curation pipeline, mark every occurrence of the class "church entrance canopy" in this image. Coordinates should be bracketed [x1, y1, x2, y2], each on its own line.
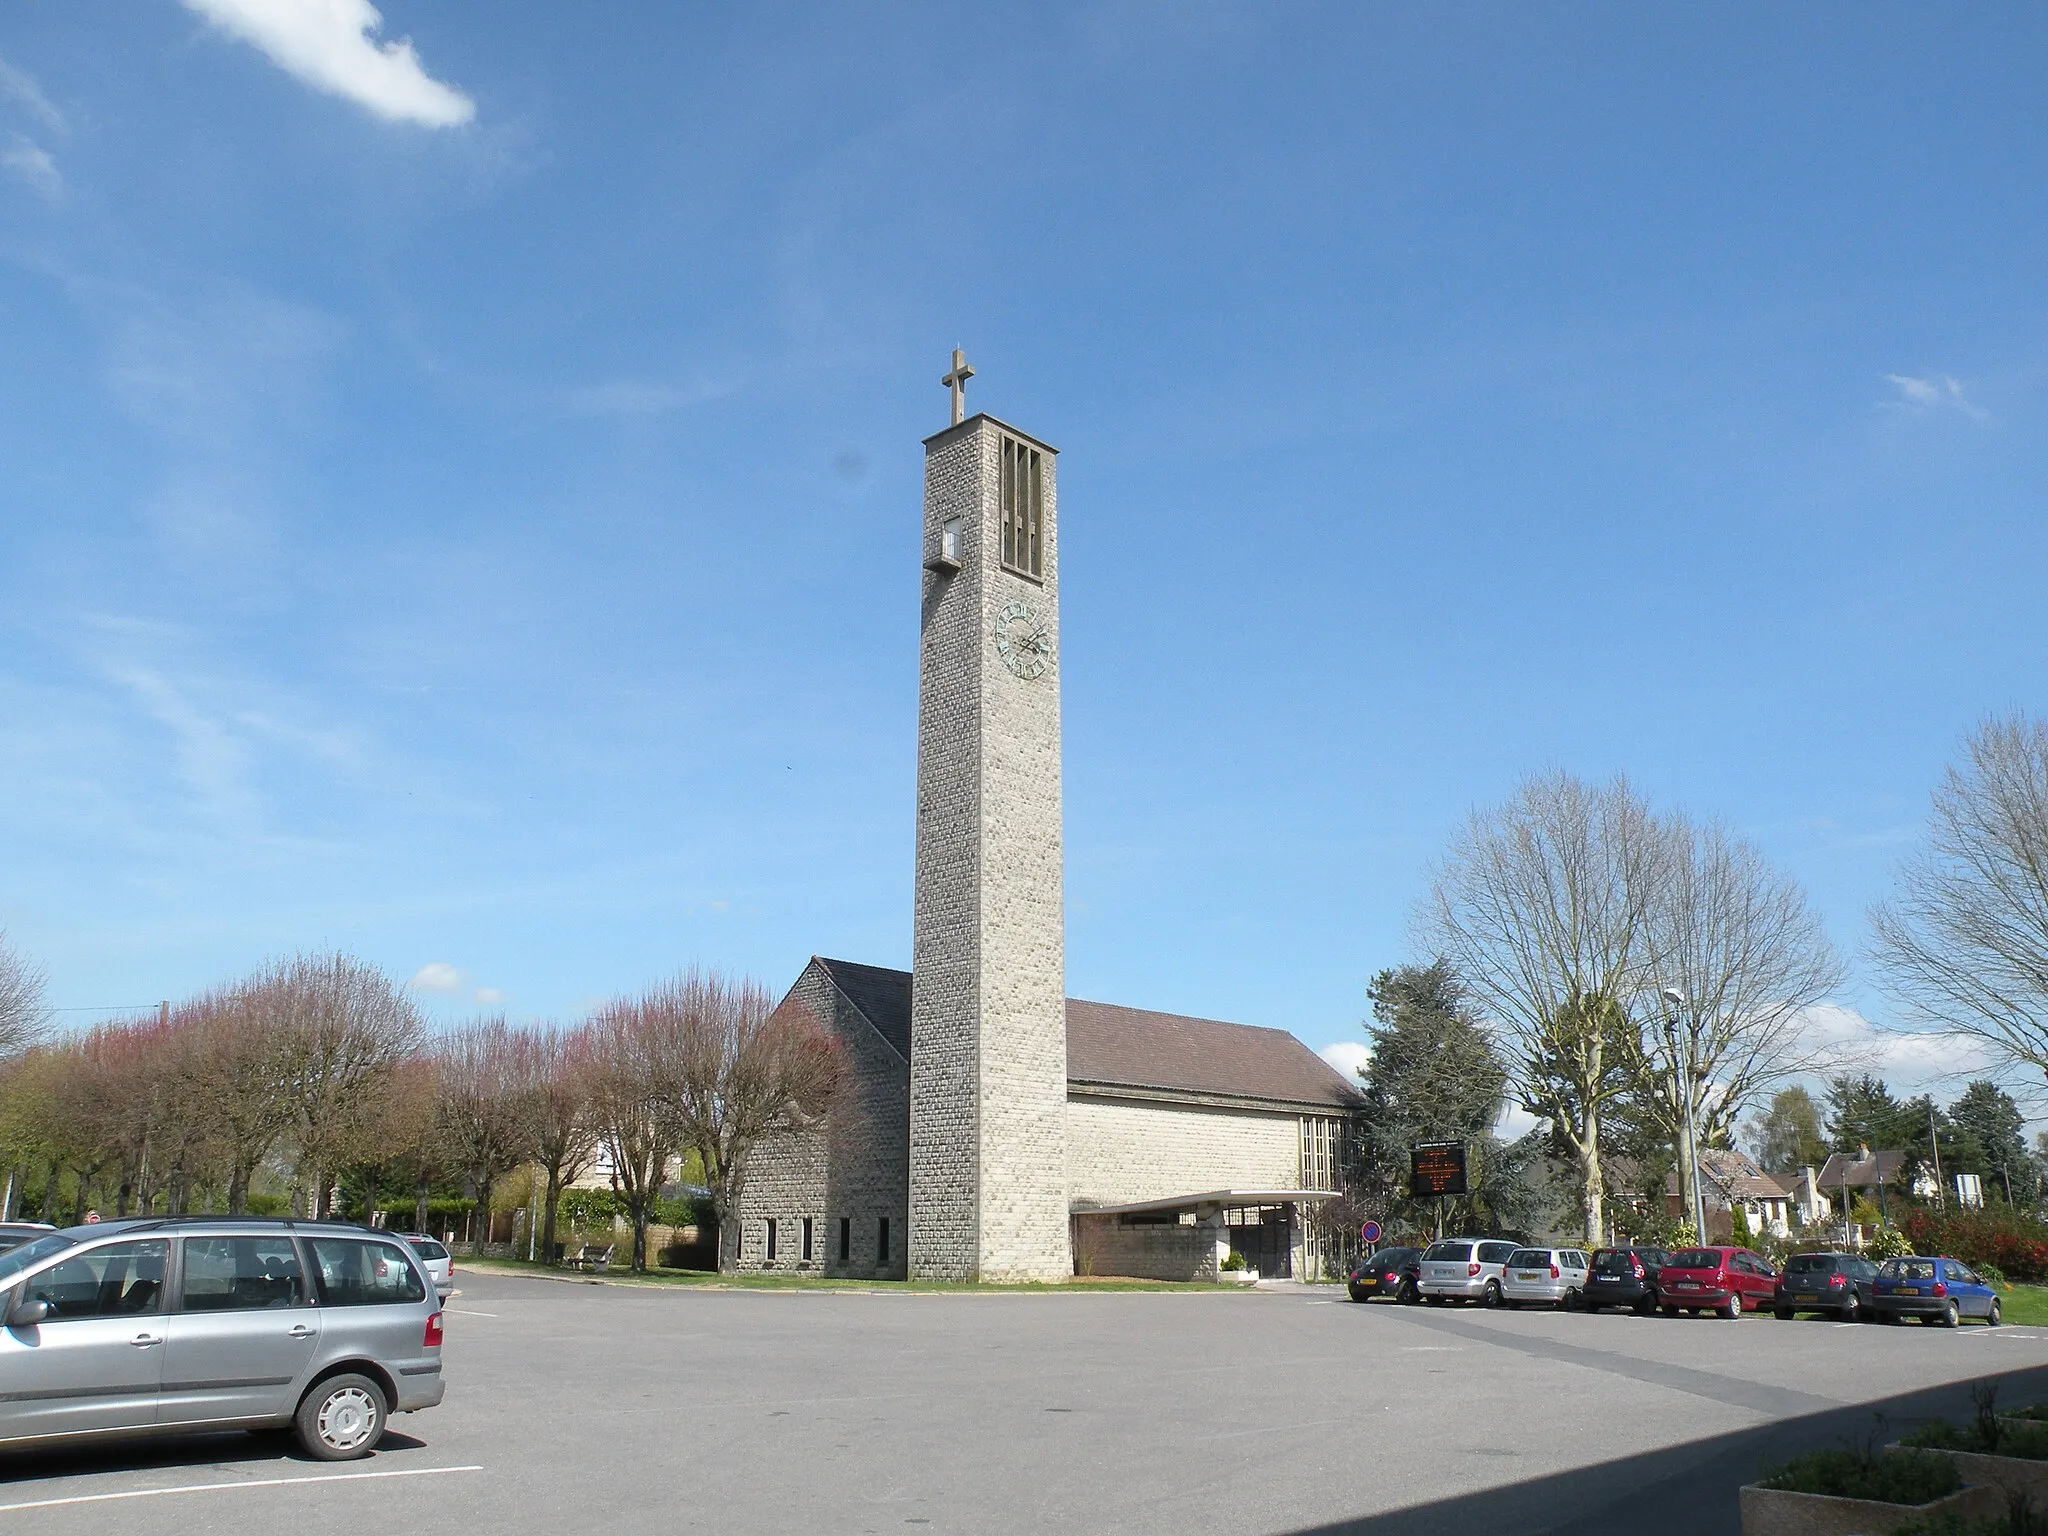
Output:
[1071, 1189, 1339, 1218]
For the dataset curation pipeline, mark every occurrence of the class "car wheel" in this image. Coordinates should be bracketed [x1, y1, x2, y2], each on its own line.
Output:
[1399, 1280, 1419, 1305]
[1636, 1294, 1657, 1316]
[1989, 1299, 2003, 1327]
[1940, 1300, 1961, 1328]
[1841, 1295, 1861, 1323]
[1348, 1286, 1368, 1303]
[1563, 1287, 1582, 1311]
[1425, 1294, 1445, 1307]
[1661, 1305, 1678, 1317]
[295, 1373, 387, 1462]
[1481, 1281, 1502, 1309]
[1720, 1294, 1741, 1320]
[1775, 1307, 1793, 1321]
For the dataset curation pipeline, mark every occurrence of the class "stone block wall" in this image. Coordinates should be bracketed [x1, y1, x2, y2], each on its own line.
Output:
[1073, 1211, 1227, 1283]
[731, 962, 910, 1279]
[1066, 1094, 1301, 1210]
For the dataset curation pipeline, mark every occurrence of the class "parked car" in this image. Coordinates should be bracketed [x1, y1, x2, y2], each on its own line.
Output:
[1419, 1237, 1520, 1307]
[1656, 1246, 1779, 1318]
[1871, 1255, 2003, 1327]
[1774, 1252, 1879, 1321]
[0, 1216, 445, 1460]
[1500, 1247, 1591, 1309]
[400, 1233, 454, 1299]
[1582, 1246, 1667, 1314]
[1347, 1246, 1421, 1304]
[0, 1222, 55, 1255]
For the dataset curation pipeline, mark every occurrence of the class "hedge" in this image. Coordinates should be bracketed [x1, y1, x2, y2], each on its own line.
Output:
[1900, 1207, 2048, 1282]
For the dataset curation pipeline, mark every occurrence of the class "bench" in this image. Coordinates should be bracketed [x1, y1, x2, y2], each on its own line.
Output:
[565, 1244, 614, 1272]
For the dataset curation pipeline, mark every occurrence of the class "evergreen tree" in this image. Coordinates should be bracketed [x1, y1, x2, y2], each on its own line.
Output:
[1946, 1081, 2033, 1202]
[1823, 1074, 1909, 1153]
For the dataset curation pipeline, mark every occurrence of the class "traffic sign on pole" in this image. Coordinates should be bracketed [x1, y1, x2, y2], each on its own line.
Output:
[1360, 1220, 1382, 1245]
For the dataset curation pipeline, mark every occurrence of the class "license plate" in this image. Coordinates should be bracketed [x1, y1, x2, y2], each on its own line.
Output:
[1674, 1281, 1698, 1289]
[1357, 1277, 1377, 1286]
[1794, 1294, 1820, 1303]
[1516, 1272, 1543, 1281]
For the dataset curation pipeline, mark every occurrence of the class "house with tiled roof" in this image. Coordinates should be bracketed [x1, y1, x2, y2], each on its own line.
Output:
[1667, 1149, 1794, 1238]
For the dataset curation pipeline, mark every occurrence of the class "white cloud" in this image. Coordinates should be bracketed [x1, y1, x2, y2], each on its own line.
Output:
[409, 961, 463, 994]
[1, 132, 59, 198]
[1497, 1103, 1542, 1141]
[0, 52, 65, 134]
[183, 0, 475, 128]
[474, 987, 505, 1005]
[1883, 373, 1989, 421]
[1318, 1040, 1370, 1083]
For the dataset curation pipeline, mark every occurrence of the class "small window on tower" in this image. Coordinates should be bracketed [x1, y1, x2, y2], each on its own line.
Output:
[878, 1216, 891, 1264]
[766, 1219, 778, 1262]
[838, 1217, 851, 1264]
[1000, 434, 1043, 581]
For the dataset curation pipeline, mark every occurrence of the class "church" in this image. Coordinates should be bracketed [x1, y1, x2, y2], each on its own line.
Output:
[734, 358, 1362, 1283]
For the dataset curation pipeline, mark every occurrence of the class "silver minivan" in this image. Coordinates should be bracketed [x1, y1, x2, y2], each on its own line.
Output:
[1419, 1237, 1520, 1306]
[0, 1217, 444, 1461]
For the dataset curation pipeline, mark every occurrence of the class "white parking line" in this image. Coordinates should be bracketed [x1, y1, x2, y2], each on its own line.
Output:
[0, 1464, 484, 1514]
[445, 1308, 499, 1317]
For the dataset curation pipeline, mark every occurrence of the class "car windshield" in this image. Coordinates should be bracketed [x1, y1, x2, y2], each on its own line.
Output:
[1667, 1249, 1721, 1269]
[1785, 1255, 1835, 1274]
[1422, 1242, 1472, 1262]
[1507, 1250, 1550, 1267]
[0, 1233, 76, 1285]
[1375, 1249, 1415, 1266]
[1881, 1259, 1938, 1281]
[1591, 1251, 1636, 1274]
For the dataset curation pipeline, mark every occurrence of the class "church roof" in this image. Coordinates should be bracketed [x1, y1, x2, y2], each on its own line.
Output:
[809, 958, 1363, 1112]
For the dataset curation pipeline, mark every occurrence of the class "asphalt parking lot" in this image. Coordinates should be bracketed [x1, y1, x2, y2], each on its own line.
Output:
[4, 1273, 2047, 1535]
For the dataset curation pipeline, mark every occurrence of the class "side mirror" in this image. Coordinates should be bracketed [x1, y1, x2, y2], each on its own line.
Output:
[7, 1297, 48, 1328]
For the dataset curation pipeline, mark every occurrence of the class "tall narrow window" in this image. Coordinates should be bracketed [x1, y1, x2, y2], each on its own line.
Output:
[878, 1216, 890, 1264]
[801, 1217, 814, 1262]
[766, 1219, 778, 1262]
[1000, 434, 1043, 580]
[838, 1217, 851, 1264]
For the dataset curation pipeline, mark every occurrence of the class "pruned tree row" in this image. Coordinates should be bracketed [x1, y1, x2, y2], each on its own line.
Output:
[0, 950, 840, 1274]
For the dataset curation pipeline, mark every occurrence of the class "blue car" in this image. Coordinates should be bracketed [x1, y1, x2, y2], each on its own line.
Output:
[1871, 1255, 2002, 1327]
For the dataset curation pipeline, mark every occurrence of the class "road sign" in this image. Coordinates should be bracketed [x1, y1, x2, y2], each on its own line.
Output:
[1410, 1141, 1469, 1198]
[1360, 1220, 1383, 1245]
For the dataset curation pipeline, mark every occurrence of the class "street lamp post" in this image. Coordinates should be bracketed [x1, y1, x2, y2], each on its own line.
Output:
[1661, 988, 1708, 1242]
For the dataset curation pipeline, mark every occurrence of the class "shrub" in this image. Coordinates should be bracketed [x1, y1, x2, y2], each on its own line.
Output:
[1221, 1252, 1247, 1272]
[1759, 1449, 1962, 1505]
[1871, 1225, 1916, 1261]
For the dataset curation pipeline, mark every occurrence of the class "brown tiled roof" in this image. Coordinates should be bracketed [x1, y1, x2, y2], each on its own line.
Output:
[1817, 1151, 1907, 1189]
[809, 959, 1362, 1111]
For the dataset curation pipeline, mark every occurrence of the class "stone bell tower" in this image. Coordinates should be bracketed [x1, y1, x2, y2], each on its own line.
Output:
[909, 351, 1070, 1282]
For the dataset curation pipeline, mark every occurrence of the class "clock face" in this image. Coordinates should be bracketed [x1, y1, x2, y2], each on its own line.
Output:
[994, 600, 1052, 679]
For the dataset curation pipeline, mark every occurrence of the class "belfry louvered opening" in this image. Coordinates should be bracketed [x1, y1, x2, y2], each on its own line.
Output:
[999, 434, 1044, 580]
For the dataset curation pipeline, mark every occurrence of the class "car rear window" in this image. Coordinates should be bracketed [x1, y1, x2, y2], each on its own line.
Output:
[1785, 1254, 1836, 1275]
[1667, 1249, 1721, 1269]
[1880, 1259, 1937, 1281]
[1507, 1250, 1550, 1267]
[1477, 1242, 1518, 1264]
[1423, 1242, 1472, 1262]
[408, 1238, 449, 1261]
[1591, 1251, 1636, 1274]
[307, 1237, 427, 1306]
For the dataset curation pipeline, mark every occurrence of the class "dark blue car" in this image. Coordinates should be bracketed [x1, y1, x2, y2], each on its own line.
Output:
[1871, 1255, 2002, 1327]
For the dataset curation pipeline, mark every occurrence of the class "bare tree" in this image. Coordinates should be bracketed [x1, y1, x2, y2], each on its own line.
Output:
[183, 987, 298, 1215]
[582, 995, 682, 1273]
[521, 1023, 597, 1266]
[1872, 714, 2048, 1081]
[433, 1018, 542, 1255]
[0, 930, 47, 1059]
[1628, 814, 1843, 1226]
[652, 971, 843, 1273]
[255, 953, 423, 1217]
[1425, 772, 1660, 1244]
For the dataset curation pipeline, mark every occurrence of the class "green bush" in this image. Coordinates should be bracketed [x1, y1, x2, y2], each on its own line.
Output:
[1221, 1252, 1247, 1272]
[1871, 1225, 1915, 1261]
[1902, 1209, 2048, 1281]
[1760, 1449, 1962, 1505]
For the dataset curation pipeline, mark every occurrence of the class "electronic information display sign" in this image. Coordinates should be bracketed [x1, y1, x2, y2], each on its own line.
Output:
[1410, 1141, 1468, 1199]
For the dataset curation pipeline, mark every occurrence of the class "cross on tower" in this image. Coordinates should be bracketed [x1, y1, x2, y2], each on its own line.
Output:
[941, 348, 974, 426]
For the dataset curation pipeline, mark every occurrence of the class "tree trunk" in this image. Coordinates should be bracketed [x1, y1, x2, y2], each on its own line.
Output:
[414, 1174, 430, 1236]
[41, 1164, 58, 1225]
[227, 1162, 249, 1216]
[541, 1164, 563, 1266]
[473, 1173, 494, 1257]
[1578, 1110, 1605, 1246]
[631, 1203, 649, 1272]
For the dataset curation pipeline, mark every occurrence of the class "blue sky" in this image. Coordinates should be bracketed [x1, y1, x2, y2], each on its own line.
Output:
[1, 4, 2043, 1119]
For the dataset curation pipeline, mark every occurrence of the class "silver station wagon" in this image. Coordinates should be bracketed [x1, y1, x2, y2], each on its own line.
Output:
[0, 1217, 445, 1461]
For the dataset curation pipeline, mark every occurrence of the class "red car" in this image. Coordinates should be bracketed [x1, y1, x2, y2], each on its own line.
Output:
[1657, 1246, 1780, 1318]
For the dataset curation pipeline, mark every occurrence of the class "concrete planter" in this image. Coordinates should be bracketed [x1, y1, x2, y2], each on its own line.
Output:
[1910, 1443, 2048, 1504]
[1738, 1479, 2001, 1536]
[1223, 1269, 1259, 1287]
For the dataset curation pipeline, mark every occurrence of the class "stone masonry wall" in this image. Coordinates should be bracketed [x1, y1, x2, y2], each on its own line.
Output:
[1066, 1095, 1301, 1211]
[733, 962, 910, 1278]
[911, 414, 1070, 1282]
[1072, 1211, 1227, 1283]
